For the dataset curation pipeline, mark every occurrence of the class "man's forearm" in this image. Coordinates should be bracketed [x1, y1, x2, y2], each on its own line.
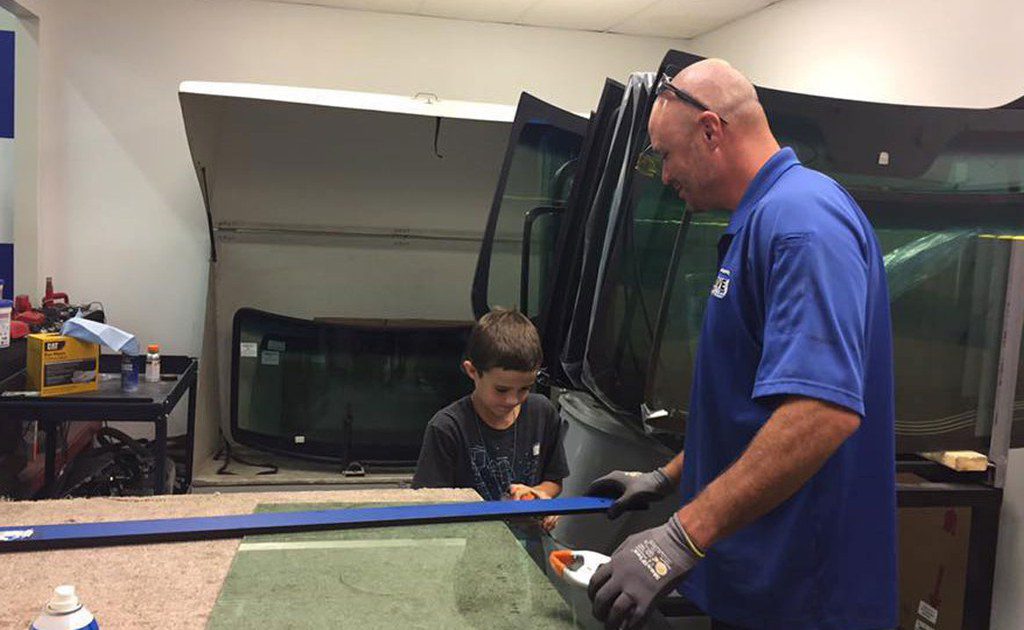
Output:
[677, 397, 860, 549]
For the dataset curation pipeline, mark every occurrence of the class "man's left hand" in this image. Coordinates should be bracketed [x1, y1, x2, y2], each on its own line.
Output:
[588, 515, 701, 629]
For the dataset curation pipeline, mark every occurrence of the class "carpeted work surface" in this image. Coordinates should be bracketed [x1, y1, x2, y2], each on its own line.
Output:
[0, 489, 481, 628]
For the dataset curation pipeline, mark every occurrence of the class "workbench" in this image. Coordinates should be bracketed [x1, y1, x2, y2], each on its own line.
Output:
[0, 354, 198, 496]
[0, 489, 583, 629]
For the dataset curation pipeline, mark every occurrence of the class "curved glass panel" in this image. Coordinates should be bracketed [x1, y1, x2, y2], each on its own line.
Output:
[540, 80, 626, 387]
[643, 211, 727, 436]
[644, 50, 1024, 452]
[232, 308, 472, 463]
[472, 94, 587, 319]
[561, 73, 655, 396]
[583, 169, 681, 413]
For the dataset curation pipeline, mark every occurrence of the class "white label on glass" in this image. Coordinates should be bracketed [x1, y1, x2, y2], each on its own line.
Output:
[0, 528, 34, 541]
[240, 342, 258, 358]
[917, 600, 938, 625]
[261, 351, 280, 366]
[267, 340, 286, 352]
[294, 435, 306, 444]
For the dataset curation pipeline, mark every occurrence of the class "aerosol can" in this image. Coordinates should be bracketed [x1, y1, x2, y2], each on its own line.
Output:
[30, 585, 99, 630]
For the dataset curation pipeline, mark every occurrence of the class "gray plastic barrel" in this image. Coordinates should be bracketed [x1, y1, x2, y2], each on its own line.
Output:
[551, 389, 685, 555]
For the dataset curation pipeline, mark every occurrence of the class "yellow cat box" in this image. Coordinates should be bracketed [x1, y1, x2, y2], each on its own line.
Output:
[26, 333, 100, 396]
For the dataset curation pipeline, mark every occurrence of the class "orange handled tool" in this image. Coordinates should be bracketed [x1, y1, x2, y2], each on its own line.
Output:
[549, 549, 611, 589]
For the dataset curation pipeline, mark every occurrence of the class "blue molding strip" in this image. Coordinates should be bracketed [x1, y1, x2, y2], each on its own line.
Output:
[0, 30, 12, 138]
[0, 243, 13, 298]
[0, 496, 614, 553]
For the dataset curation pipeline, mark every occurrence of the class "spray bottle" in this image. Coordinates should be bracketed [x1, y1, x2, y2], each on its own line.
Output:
[120, 353, 139, 393]
[30, 585, 99, 630]
[145, 344, 161, 383]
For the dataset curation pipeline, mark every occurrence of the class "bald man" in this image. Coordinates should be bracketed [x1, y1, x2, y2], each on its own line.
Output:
[586, 60, 896, 629]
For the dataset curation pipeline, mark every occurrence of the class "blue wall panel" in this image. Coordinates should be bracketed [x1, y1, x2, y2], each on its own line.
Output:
[0, 30, 12, 139]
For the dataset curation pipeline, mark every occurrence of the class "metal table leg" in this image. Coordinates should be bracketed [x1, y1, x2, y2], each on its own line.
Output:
[43, 420, 57, 497]
[184, 378, 197, 491]
[154, 416, 167, 495]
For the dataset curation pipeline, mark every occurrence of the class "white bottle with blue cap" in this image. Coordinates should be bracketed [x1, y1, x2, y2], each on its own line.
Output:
[30, 585, 99, 630]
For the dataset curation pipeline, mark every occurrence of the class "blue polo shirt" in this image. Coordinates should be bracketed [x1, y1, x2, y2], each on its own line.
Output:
[678, 148, 897, 629]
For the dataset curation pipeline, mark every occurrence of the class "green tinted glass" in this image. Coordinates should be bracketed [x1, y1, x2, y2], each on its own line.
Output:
[585, 167, 684, 412]
[486, 124, 581, 316]
[233, 310, 472, 461]
[646, 194, 1024, 452]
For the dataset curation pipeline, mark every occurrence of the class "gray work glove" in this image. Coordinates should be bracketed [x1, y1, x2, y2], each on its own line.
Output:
[587, 516, 701, 630]
[585, 469, 675, 519]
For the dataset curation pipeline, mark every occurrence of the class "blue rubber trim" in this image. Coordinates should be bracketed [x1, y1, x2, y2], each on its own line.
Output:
[0, 496, 614, 553]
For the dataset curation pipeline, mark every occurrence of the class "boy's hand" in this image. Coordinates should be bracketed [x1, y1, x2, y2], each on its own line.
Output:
[507, 484, 558, 532]
[541, 515, 560, 532]
[508, 483, 550, 500]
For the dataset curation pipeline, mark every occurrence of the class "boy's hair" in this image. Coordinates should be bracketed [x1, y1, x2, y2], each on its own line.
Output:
[466, 308, 543, 373]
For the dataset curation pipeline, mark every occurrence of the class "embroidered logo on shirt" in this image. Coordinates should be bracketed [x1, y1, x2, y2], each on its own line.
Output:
[711, 268, 731, 299]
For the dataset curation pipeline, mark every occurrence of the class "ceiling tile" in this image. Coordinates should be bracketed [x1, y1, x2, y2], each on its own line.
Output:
[517, 0, 654, 32]
[417, 0, 528, 24]
[265, 0, 425, 12]
[612, 0, 772, 38]
[257, 0, 777, 38]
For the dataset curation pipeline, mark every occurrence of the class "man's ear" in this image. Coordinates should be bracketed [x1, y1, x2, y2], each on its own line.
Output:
[699, 112, 718, 143]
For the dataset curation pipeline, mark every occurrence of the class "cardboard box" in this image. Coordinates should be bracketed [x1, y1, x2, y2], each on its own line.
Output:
[898, 505, 970, 630]
[26, 333, 99, 397]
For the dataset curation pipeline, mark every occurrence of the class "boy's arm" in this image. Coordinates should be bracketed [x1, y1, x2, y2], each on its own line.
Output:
[411, 421, 458, 489]
[534, 480, 562, 498]
[536, 410, 570, 498]
[508, 480, 561, 500]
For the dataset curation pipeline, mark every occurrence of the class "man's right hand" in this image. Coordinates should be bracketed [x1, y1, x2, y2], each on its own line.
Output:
[585, 469, 676, 519]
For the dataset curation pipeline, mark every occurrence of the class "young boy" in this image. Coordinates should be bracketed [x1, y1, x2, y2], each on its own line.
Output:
[412, 308, 569, 513]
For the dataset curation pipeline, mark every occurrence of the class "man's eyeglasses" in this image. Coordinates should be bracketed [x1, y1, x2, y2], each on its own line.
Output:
[635, 74, 729, 179]
[654, 73, 729, 126]
[635, 143, 663, 179]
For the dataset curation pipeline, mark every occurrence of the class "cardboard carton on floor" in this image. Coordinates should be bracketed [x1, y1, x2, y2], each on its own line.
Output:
[898, 504, 970, 630]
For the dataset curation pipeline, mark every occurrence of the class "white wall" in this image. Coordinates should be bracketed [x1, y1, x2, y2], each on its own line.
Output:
[0, 4, 38, 301]
[691, 0, 1024, 108]
[14, 0, 688, 449]
[690, 2, 1023, 628]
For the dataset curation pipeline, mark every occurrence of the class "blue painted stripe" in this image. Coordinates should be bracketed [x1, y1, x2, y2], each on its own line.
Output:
[31, 619, 98, 630]
[0, 30, 12, 139]
[0, 243, 13, 298]
[0, 496, 614, 552]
